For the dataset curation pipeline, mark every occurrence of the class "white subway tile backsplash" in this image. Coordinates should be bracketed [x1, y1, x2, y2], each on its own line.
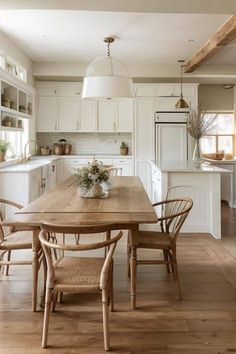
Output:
[37, 133, 132, 155]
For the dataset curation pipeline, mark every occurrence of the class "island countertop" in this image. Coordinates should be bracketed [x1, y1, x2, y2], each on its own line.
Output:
[149, 160, 231, 174]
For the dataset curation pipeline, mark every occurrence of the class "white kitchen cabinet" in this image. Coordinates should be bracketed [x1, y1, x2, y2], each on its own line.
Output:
[80, 100, 97, 132]
[155, 123, 187, 161]
[37, 81, 58, 96]
[98, 100, 133, 132]
[37, 96, 58, 132]
[211, 163, 234, 206]
[98, 100, 117, 132]
[135, 98, 155, 194]
[112, 158, 133, 176]
[58, 82, 82, 96]
[29, 181, 41, 203]
[58, 96, 80, 132]
[117, 101, 133, 132]
[134, 84, 157, 97]
[150, 167, 162, 204]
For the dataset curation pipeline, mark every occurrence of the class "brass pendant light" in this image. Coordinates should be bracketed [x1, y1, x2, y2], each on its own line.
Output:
[175, 60, 189, 109]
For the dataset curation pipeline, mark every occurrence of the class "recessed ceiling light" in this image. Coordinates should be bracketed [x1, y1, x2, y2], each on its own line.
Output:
[41, 35, 47, 39]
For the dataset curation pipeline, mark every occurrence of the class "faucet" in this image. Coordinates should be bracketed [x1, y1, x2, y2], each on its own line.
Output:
[22, 139, 38, 162]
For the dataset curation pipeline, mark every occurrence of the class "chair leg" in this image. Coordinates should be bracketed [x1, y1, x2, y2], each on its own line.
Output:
[163, 250, 171, 273]
[58, 291, 63, 303]
[102, 290, 110, 351]
[42, 288, 53, 348]
[40, 255, 47, 309]
[168, 251, 176, 281]
[5, 250, 11, 276]
[172, 249, 182, 300]
[110, 264, 114, 312]
[104, 231, 111, 257]
[51, 291, 57, 312]
[127, 233, 131, 278]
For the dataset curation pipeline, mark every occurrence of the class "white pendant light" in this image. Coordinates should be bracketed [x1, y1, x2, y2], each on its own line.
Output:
[82, 37, 133, 100]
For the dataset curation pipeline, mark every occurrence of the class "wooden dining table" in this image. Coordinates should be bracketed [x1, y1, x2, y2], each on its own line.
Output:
[3, 176, 158, 311]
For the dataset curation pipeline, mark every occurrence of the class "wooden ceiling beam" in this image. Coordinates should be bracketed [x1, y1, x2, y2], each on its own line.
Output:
[184, 15, 236, 73]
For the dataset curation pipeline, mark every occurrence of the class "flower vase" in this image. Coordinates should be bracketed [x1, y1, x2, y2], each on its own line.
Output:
[78, 182, 104, 198]
[192, 139, 203, 165]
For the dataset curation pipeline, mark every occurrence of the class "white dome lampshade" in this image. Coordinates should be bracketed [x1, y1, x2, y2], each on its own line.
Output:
[82, 37, 133, 100]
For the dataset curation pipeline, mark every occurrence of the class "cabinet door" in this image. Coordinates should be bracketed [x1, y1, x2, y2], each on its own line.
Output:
[59, 82, 82, 96]
[155, 124, 187, 161]
[58, 96, 79, 132]
[117, 101, 133, 132]
[37, 96, 58, 132]
[98, 101, 117, 132]
[29, 181, 41, 203]
[37, 81, 58, 96]
[80, 100, 97, 132]
[135, 98, 155, 160]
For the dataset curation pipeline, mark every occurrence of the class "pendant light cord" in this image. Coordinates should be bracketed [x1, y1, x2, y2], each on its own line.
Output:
[107, 41, 111, 57]
[180, 65, 183, 96]
[106, 40, 113, 76]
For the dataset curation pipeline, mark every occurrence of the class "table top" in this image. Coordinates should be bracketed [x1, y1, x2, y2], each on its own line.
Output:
[3, 176, 158, 228]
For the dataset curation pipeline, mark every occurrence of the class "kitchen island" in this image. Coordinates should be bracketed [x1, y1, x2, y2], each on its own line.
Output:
[148, 160, 231, 239]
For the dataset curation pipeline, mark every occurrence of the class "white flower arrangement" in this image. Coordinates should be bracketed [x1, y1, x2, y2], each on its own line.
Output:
[74, 159, 110, 191]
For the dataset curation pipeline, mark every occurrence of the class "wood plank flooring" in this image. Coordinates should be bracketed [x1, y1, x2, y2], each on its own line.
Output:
[1, 203, 236, 353]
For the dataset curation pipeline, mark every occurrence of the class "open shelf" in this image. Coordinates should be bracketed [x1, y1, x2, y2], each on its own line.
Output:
[1, 105, 18, 116]
[0, 125, 24, 132]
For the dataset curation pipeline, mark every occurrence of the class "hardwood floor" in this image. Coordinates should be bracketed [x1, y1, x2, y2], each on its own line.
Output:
[1, 204, 236, 353]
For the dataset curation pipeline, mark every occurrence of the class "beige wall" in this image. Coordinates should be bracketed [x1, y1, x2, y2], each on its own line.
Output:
[198, 84, 234, 111]
[0, 31, 34, 86]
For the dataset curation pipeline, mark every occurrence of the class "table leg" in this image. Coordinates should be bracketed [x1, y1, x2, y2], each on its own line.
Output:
[32, 229, 40, 312]
[130, 226, 138, 309]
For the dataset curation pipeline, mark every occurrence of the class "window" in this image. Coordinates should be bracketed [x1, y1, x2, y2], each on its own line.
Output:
[201, 112, 235, 157]
[0, 119, 29, 158]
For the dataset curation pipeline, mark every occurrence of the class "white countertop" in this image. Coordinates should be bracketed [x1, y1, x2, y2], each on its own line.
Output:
[149, 160, 231, 174]
[0, 154, 133, 173]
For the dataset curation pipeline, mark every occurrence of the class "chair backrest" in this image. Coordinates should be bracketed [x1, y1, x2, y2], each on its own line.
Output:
[107, 167, 123, 176]
[39, 223, 123, 288]
[153, 198, 193, 243]
[0, 199, 23, 242]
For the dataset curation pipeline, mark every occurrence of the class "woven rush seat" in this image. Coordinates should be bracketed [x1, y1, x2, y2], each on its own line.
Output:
[54, 256, 104, 293]
[136, 231, 171, 249]
[1, 231, 32, 250]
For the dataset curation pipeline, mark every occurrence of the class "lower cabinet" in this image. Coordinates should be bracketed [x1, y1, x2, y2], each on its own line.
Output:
[59, 157, 134, 183]
[212, 163, 235, 207]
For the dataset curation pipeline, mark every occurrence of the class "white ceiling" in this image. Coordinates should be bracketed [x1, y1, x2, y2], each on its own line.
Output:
[0, 0, 235, 15]
[0, 10, 230, 66]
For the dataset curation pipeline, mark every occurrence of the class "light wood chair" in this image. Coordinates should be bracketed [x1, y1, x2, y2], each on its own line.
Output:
[127, 198, 193, 301]
[39, 222, 123, 351]
[0, 199, 37, 275]
[106, 166, 123, 176]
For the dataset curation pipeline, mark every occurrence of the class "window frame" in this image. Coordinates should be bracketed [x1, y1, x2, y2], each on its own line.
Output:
[201, 110, 235, 156]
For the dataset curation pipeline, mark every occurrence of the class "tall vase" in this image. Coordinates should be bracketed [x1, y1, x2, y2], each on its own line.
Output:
[192, 139, 203, 165]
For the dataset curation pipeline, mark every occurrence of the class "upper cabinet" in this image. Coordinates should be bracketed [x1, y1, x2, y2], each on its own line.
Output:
[36, 81, 133, 133]
[58, 82, 82, 96]
[37, 82, 58, 96]
[98, 100, 133, 132]
[38, 96, 58, 132]
[98, 101, 117, 132]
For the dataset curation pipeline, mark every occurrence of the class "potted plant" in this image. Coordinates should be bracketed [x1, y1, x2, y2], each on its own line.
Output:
[74, 159, 110, 198]
[120, 141, 129, 155]
[186, 108, 216, 165]
[0, 140, 10, 162]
